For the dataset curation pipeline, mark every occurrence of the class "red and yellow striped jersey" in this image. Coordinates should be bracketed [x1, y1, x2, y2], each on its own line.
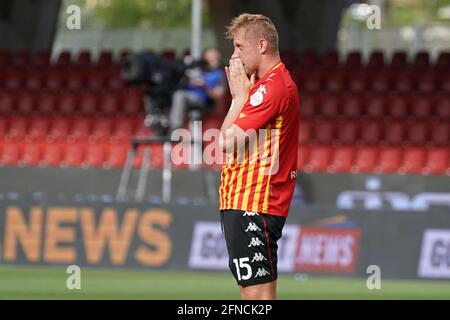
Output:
[219, 62, 299, 217]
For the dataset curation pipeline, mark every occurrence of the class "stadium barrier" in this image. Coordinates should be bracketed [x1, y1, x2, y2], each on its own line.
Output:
[0, 199, 449, 280]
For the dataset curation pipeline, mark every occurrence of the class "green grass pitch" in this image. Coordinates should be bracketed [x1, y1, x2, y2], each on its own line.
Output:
[0, 265, 449, 299]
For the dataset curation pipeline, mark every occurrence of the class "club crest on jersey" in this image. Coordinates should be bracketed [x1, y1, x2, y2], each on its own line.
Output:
[249, 84, 266, 107]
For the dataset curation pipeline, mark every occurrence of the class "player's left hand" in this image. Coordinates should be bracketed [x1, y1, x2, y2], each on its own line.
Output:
[225, 58, 255, 102]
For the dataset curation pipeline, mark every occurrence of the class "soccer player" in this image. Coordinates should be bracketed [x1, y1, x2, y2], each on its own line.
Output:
[219, 13, 300, 300]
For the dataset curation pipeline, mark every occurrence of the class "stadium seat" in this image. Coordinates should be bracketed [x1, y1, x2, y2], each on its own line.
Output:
[299, 94, 316, 118]
[364, 95, 385, 119]
[383, 122, 405, 145]
[398, 147, 426, 174]
[321, 49, 339, 68]
[341, 94, 362, 118]
[345, 51, 362, 69]
[89, 117, 114, 142]
[99, 92, 119, 113]
[25, 70, 43, 90]
[47, 117, 70, 142]
[327, 146, 355, 173]
[387, 95, 409, 119]
[369, 72, 390, 92]
[375, 147, 403, 173]
[103, 144, 128, 168]
[367, 51, 385, 69]
[324, 71, 345, 92]
[121, 90, 144, 114]
[79, 92, 98, 114]
[40, 144, 62, 167]
[19, 143, 41, 167]
[304, 145, 332, 172]
[0, 91, 15, 114]
[66, 69, 85, 90]
[336, 121, 358, 144]
[298, 50, 319, 68]
[34, 50, 51, 67]
[413, 51, 430, 69]
[319, 95, 339, 118]
[36, 92, 56, 114]
[351, 146, 379, 173]
[61, 143, 85, 167]
[0, 118, 7, 136]
[390, 51, 408, 69]
[0, 50, 11, 67]
[82, 143, 105, 168]
[347, 72, 367, 93]
[55, 51, 72, 67]
[16, 92, 35, 114]
[26, 117, 49, 141]
[58, 92, 78, 114]
[411, 97, 433, 119]
[76, 51, 92, 67]
[97, 51, 114, 67]
[298, 121, 312, 145]
[416, 72, 436, 93]
[67, 117, 91, 142]
[106, 68, 124, 89]
[406, 122, 428, 145]
[430, 122, 449, 146]
[392, 72, 413, 93]
[6, 116, 28, 140]
[44, 69, 65, 90]
[3, 68, 23, 89]
[111, 117, 136, 143]
[435, 96, 450, 120]
[359, 121, 382, 144]
[14, 49, 31, 66]
[85, 68, 106, 90]
[314, 121, 335, 144]
[0, 142, 21, 166]
[422, 148, 449, 175]
[297, 146, 308, 171]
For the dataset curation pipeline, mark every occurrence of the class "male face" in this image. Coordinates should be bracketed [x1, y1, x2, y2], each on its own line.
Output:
[230, 27, 261, 77]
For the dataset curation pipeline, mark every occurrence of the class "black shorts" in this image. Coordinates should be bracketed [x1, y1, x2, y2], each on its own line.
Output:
[220, 209, 286, 287]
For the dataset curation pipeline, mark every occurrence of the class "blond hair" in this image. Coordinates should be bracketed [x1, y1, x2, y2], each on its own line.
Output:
[225, 13, 279, 52]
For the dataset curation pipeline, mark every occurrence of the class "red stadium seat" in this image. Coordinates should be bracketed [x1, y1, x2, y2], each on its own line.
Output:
[76, 51, 92, 67]
[79, 92, 98, 114]
[314, 121, 335, 144]
[336, 120, 358, 144]
[0, 50, 11, 67]
[47, 117, 70, 142]
[299, 94, 316, 118]
[321, 49, 339, 68]
[0, 142, 21, 166]
[406, 122, 429, 145]
[347, 72, 367, 93]
[58, 92, 78, 114]
[106, 68, 124, 89]
[97, 51, 114, 67]
[0, 91, 15, 114]
[61, 143, 85, 167]
[67, 117, 91, 142]
[121, 90, 144, 114]
[319, 95, 339, 118]
[411, 97, 432, 119]
[440, 74, 450, 93]
[99, 92, 119, 113]
[430, 122, 449, 146]
[392, 72, 413, 93]
[413, 51, 430, 69]
[25, 70, 43, 89]
[345, 51, 362, 69]
[435, 96, 450, 120]
[422, 148, 449, 175]
[26, 117, 49, 141]
[14, 50, 31, 66]
[341, 94, 362, 118]
[435, 52, 450, 69]
[324, 71, 345, 92]
[34, 50, 51, 67]
[383, 122, 405, 145]
[66, 69, 85, 90]
[298, 121, 312, 145]
[103, 143, 128, 168]
[367, 51, 385, 69]
[351, 147, 379, 173]
[111, 117, 136, 142]
[44, 69, 65, 90]
[328, 146, 355, 173]
[19, 143, 41, 167]
[4, 68, 24, 89]
[89, 117, 114, 142]
[40, 144, 62, 167]
[6, 116, 28, 140]
[304, 145, 332, 172]
[390, 51, 407, 69]
[416, 72, 436, 93]
[298, 50, 319, 68]
[364, 95, 385, 119]
[55, 51, 72, 67]
[387, 95, 409, 119]
[16, 92, 35, 114]
[82, 143, 105, 168]
[297, 146, 309, 171]
[36, 92, 56, 114]
[375, 147, 402, 173]
[359, 121, 381, 144]
[0, 118, 7, 136]
[398, 147, 426, 174]
[369, 72, 390, 92]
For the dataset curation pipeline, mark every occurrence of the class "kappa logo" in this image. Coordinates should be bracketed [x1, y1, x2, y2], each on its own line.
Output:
[248, 237, 264, 247]
[254, 268, 270, 278]
[251, 253, 267, 262]
[243, 211, 259, 216]
[245, 222, 261, 232]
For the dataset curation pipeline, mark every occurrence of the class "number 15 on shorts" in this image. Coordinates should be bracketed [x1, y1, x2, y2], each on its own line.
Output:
[233, 257, 252, 281]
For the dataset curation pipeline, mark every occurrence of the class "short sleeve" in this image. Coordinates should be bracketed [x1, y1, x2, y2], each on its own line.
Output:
[233, 84, 284, 132]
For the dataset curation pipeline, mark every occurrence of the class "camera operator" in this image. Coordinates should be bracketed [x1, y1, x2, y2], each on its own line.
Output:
[169, 47, 227, 130]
